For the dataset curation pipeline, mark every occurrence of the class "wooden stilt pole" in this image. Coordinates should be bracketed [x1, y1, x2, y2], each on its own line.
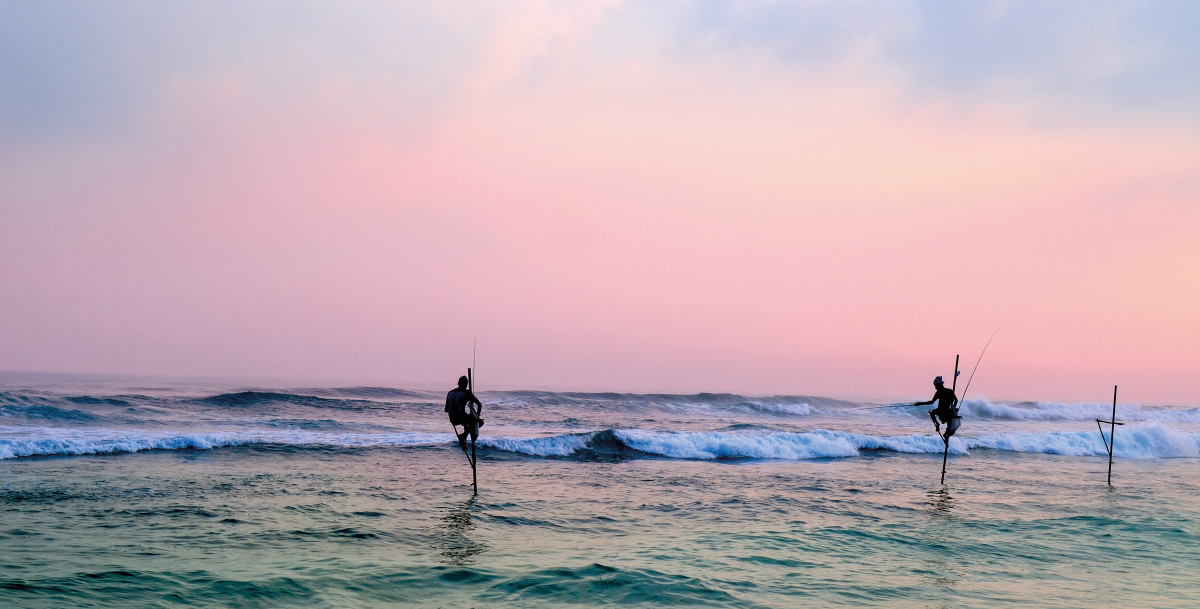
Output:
[951, 355, 960, 393]
[1108, 385, 1116, 484]
[940, 355, 959, 485]
[1096, 385, 1123, 485]
[468, 367, 477, 495]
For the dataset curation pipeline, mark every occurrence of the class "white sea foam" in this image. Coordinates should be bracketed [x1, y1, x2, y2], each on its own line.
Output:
[477, 433, 591, 457]
[0, 426, 592, 460]
[612, 426, 1200, 460]
[0, 430, 254, 459]
[747, 403, 812, 416]
[3, 423, 1197, 461]
[958, 398, 1200, 422]
[0, 426, 453, 460]
[1118, 407, 1200, 423]
[615, 429, 854, 459]
[615, 429, 953, 459]
[964, 423, 1200, 458]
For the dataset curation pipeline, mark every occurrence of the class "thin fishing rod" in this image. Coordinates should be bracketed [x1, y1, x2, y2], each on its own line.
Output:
[958, 331, 996, 404]
[846, 403, 924, 412]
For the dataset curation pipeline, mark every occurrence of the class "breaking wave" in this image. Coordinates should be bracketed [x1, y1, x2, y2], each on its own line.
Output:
[744, 403, 812, 416]
[2, 424, 1197, 462]
[965, 423, 1200, 458]
[480, 433, 593, 457]
[477, 426, 1200, 460]
[959, 398, 1200, 423]
[0, 427, 452, 460]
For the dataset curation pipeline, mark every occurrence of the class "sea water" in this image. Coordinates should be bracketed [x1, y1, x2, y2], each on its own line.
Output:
[1, 374, 1198, 607]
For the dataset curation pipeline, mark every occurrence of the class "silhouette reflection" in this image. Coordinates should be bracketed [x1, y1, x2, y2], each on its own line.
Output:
[925, 488, 956, 520]
[433, 496, 487, 566]
[918, 488, 963, 591]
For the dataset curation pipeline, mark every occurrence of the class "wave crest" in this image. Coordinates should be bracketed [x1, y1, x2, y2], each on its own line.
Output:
[0, 427, 452, 460]
[967, 423, 1199, 458]
[3, 424, 1196, 461]
[958, 398, 1200, 423]
[481, 426, 1199, 460]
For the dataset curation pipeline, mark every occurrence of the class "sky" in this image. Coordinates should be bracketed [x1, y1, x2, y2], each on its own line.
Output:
[0, 1, 1197, 403]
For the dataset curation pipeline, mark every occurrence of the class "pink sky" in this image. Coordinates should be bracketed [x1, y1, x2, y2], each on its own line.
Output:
[0, 2, 1197, 403]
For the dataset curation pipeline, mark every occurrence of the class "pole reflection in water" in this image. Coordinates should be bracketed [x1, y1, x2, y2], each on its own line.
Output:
[920, 488, 964, 591]
[433, 496, 488, 566]
[925, 488, 956, 520]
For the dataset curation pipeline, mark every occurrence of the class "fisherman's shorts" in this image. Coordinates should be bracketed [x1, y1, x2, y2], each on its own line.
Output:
[944, 416, 961, 439]
[450, 414, 480, 431]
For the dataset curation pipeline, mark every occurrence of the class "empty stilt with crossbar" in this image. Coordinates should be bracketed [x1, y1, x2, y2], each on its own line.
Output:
[1095, 385, 1123, 485]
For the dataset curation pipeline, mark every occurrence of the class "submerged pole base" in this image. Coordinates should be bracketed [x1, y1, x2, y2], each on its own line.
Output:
[471, 438, 478, 495]
[940, 438, 949, 485]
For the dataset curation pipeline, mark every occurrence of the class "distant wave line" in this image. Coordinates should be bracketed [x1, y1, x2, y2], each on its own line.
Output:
[2, 425, 1197, 461]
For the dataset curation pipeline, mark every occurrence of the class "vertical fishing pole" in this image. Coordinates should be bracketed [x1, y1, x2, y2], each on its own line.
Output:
[468, 366, 477, 495]
[951, 355, 960, 393]
[941, 355, 959, 485]
[472, 339, 478, 493]
[1096, 385, 1123, 485]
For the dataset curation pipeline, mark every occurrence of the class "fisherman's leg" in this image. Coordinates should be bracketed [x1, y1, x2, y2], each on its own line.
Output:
[452, 422, 469, 452]
[468, 419, 480, 444]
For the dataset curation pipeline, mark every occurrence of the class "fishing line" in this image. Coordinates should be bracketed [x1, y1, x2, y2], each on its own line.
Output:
[958, 331, 996, 405]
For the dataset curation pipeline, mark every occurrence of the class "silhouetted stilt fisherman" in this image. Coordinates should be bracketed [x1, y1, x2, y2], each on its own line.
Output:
[446, 375, 484, 454]
[915, 375, 960, 442]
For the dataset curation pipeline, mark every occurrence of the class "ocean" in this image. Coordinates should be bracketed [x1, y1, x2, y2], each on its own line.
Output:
[1, 373, 1198, 608]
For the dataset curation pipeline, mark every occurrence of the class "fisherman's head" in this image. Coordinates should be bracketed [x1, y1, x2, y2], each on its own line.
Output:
[458, 375, 469, 389]
[933, 376, 944, 387]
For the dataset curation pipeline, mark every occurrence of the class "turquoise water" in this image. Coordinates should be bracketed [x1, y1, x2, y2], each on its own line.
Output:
[1, 377, 1199, 607]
